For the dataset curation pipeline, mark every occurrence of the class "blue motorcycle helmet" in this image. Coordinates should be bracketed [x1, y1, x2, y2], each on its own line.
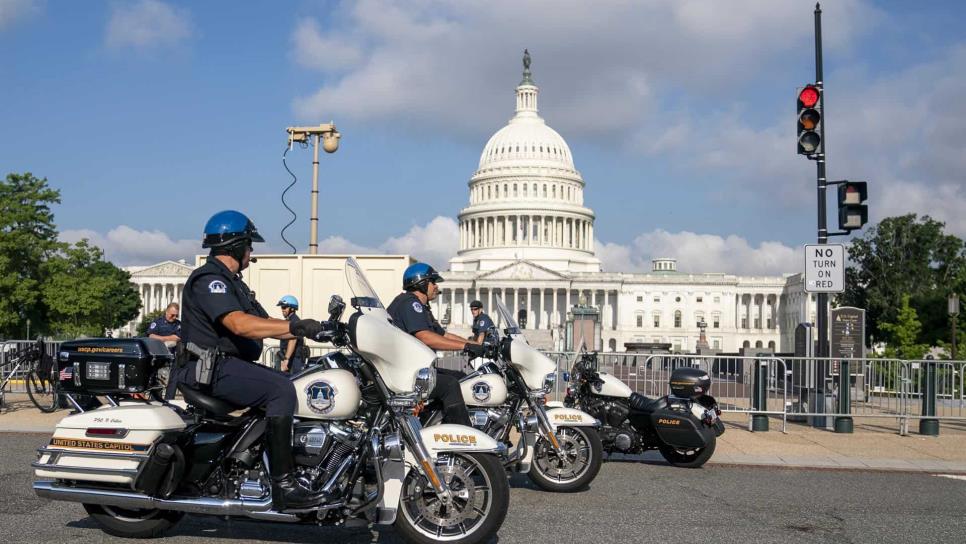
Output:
[403, 262, 444, 293]
[202, 210, 264, 265]
[277, 295, 299, 310]
[202, 210, 265, 248]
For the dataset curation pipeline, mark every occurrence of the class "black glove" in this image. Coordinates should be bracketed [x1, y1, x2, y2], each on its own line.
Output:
[463, 342, 486, 358]
[289, 318, 323, 338]
[312, 321, 344, 343]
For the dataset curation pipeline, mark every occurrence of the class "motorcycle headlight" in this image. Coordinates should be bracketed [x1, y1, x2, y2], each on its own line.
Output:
[542, 372, 556, 392]
[413, 367, 436, 400]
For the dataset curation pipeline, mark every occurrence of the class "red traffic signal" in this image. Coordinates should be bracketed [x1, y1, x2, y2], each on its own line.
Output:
[797, 85, 822, 156]
[798, 85, 820, 108]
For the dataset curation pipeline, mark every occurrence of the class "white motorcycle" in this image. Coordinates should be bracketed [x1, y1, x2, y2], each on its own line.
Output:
[424, 297, 603, 492]
[33, 258, 509, 544]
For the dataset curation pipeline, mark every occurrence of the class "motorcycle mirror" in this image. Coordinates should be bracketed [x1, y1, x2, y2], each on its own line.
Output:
[562, 371, 570, 383]
[327, 295, 346, 321]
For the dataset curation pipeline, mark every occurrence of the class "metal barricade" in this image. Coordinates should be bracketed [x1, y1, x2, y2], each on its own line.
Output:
[1, 340, 62, 394]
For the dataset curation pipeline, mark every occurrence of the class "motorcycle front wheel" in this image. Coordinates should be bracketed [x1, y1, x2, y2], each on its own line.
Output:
[658, 433, 716, 468]
[528, 426, 603, 492]
[83, 504, 184, 538]
[396, 452, 508, 544]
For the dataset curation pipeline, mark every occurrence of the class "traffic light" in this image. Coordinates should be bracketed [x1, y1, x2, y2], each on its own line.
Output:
[797, 85, 822, 156]
[838, 181, 868, 231]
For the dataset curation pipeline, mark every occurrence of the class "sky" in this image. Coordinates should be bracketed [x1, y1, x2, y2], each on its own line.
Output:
[2, 0, 966, 276]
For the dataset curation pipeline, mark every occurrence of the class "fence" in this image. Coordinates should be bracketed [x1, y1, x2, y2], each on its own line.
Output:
[6, 338, 966, 435]
[1, 340, 62, 394]
[539, 352, 966, 435]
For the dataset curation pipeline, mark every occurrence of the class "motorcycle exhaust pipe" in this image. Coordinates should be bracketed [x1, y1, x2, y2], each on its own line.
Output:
[33, 481, 282, 517]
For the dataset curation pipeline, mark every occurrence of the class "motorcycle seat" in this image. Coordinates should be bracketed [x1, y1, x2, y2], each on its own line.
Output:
[628, 393, 665, 414]
[178, 383, 241, 419]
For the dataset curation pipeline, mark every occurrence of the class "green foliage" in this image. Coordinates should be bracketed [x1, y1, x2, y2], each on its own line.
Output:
[137, 310, 164, 337]
[840, 214, 966, 346]
[878, 295, 929, 360]
[0, 172, 144, 339]
[40, 240, 142, 337]
[0, 173, 61, 337]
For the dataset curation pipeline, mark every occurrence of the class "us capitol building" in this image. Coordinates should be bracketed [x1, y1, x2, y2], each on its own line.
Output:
[116, 54, 816, 354]
[438, 53, 814, 353]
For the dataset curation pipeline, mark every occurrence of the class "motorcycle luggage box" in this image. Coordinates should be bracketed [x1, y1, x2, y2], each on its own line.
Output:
[668, 367, 711, 399]
[649, 408, 712, 449]
[57, 338, 172, 395]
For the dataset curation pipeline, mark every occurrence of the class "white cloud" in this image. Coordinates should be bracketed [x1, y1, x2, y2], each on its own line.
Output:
[70, 220, 799, 277]
[291, 0, 878, 137]
[596, 229, 799, 276]
[61, 225, 198, 266]
[316, 216, 460, 271]
[105, 0, 192, 50]
[380, 216, 460, 269]
[291, 18, 363, 71]
[0, 0, 40, 30]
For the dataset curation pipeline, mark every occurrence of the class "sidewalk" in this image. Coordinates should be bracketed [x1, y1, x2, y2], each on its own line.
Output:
[5, 393, 966, 473]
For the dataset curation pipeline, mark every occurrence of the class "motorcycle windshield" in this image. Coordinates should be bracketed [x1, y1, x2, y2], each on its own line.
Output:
[345, 257, 384, 309]
[493, 297, 521, 336]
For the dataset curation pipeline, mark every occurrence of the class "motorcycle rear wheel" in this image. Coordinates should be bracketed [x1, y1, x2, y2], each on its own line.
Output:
[528, 426, 603, 492]
[658, 433, 716, 468]
[83, 503, 184, 538]
[396, 451, 508, 544]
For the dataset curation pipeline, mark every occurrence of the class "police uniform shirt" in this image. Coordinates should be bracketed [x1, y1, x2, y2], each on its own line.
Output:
[386, 292, 445, 336]
[180, 256, 268, 362]
[472, 312, 495, 342]
[148, 315, 182, 338]
[279, 312, 304, 357]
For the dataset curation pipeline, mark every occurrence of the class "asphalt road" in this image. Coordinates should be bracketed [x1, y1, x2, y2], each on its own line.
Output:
[4, 432, 966, 544]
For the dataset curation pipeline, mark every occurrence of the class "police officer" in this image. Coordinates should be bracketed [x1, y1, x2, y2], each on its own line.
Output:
[276, 295, 306, 374]
[148, 302, 182, 348]
[175, 210, 329, 510]
[386, 263, 485, 426]
[469, 300, 496, 344]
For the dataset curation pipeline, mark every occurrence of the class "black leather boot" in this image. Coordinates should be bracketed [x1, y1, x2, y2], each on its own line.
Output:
[265, 415, 327, 510]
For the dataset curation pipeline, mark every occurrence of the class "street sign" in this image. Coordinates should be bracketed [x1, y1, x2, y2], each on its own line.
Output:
[830, 307, 865, 376]
[804, 244, 845, 293]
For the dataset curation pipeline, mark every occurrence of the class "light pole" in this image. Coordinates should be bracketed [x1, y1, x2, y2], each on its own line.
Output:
[949, 293, 960, 360]
[285, 123, 341, 254]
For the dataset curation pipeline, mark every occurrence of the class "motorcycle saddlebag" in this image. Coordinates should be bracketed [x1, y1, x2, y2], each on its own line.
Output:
[668, 367, 711, 399]
[57, 338, 172, 395]
[649, 407, 714, 449]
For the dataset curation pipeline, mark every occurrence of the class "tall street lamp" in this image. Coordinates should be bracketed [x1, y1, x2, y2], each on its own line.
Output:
[949, 293, 959, 360]
[286, 123, 341, 254]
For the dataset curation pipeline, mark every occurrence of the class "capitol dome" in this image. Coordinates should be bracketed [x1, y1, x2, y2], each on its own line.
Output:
[449, 51, 601, 274]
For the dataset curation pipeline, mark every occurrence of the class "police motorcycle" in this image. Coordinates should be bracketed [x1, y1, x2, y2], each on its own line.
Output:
[563, 350, 725, 468]
[33, 258, 509, 544]
[422, 297, 603, 492]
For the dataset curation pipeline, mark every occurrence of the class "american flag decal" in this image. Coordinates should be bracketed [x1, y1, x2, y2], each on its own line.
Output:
[59, 367, 72, 381]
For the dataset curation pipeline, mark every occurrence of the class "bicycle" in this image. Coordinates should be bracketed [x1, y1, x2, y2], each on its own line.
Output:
[0, 339, 60, 413]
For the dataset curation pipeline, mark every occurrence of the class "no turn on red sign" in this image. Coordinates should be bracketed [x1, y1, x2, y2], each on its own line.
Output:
[804, 244, 845, 293]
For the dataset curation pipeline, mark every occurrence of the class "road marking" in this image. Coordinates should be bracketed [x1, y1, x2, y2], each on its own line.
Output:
[935, 474, 966, 481]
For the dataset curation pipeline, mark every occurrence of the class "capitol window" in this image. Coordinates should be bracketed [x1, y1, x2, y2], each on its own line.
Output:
[653, 313, 660, 328]
[636, 295, 643, 302]
[712, 313, 721, 328]
[636, 315, 643, 328]
[674, 310, 682, 328]
[714, 296, 720, 303]
[696, 296, 703, 303]
[653, 296, 660, 302]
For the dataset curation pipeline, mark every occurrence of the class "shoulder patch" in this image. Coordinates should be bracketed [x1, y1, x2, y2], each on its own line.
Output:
[208, 280, 227, 294]
[149, 322, 156, 329]
[412, 301, 423, 313]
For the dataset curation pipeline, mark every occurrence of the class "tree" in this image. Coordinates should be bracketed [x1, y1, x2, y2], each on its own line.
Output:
[0, 173, 61, 337]
[40, 240, 141, 338]
[878, 295, 928, 360]
[840, 214, 966, 346]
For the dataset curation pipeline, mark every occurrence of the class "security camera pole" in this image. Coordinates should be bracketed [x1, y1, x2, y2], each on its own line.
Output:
[286, 123, 341, 254]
